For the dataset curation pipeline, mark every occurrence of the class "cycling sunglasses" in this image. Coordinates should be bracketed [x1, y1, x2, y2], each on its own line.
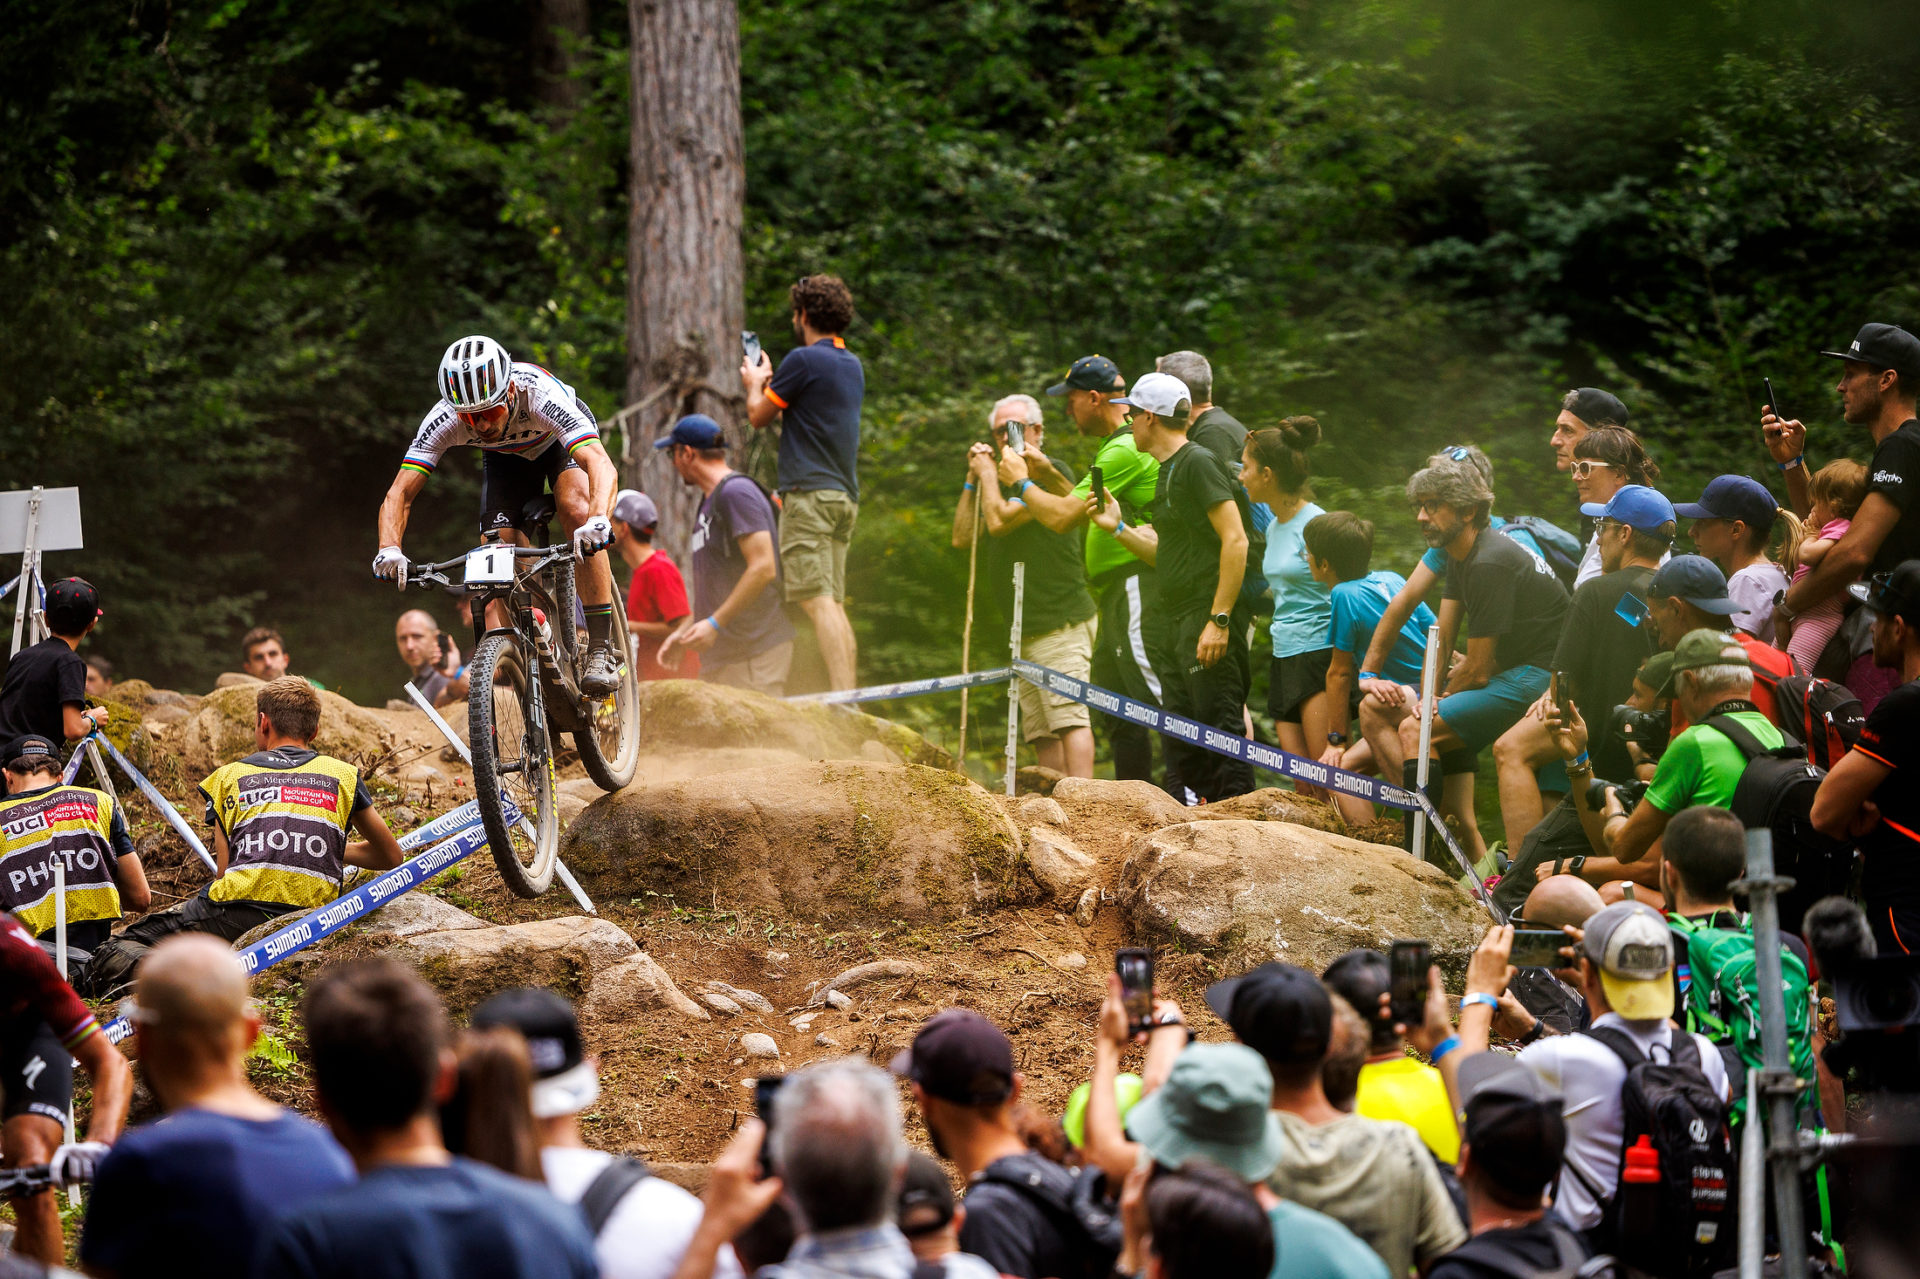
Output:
[456, 402, 511, 427]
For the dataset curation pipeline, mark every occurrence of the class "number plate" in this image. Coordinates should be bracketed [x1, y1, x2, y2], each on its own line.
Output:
[463, 547, 517, 585]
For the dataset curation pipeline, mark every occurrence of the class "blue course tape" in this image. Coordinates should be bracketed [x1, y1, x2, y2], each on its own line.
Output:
[790, 668, 1012, 706]
[101, 799, 511, 1045]
[1011, 660, 1418, 811]
[95, 736, 215, 872]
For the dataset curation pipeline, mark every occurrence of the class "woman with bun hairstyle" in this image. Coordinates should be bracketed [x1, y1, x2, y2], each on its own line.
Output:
[1240, 418, 1337, 791]
[1569, 426, 1665, 585]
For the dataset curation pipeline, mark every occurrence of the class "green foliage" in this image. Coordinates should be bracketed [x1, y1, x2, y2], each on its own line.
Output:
[6, 0, 1920, 702]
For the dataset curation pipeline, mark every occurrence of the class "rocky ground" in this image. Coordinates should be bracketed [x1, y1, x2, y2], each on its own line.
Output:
[86, 674, 1488, 1182]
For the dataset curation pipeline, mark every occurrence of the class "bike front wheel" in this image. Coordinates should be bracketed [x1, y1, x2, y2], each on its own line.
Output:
[467, 633, 559, 898]
[576, 602, 640, 792]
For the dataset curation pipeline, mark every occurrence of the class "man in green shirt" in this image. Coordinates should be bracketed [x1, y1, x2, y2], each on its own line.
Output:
[1545, 629, 1783, 882]
[999, 355, 1170, 786]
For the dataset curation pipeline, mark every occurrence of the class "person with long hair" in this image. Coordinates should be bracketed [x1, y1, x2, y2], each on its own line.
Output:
[440, 1026, 542, 1182]
[1240, 419, 1338, 790]
[1568, 427, 1664, 586]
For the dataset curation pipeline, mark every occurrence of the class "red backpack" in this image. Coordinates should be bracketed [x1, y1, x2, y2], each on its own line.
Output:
[1772, 674, 1865, 771]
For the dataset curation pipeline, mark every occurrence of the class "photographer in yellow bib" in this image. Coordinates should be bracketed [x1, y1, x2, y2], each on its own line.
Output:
[89, 678, 403, 995]
[0, 734, 150, 989]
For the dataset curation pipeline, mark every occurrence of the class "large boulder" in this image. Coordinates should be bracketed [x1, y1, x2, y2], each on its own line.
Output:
[397, 916, 641, 1012]
[637, 680, 952, 770]
[561, 761, 1033, 925]
[1119, 819, 1487, 978]
[177, 684, 396, 775]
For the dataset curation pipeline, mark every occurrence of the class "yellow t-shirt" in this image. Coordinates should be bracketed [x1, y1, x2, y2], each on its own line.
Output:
[1356, 1055, 1460, 1164]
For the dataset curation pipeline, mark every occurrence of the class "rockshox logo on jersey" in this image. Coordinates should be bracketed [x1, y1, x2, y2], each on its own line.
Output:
[204, 756, 360, 909]
[0, 787, 121, 936]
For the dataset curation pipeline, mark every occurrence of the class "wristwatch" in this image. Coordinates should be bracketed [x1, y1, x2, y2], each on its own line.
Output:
[1211, 612, 1232, 629]
[1565, 854, 1588, 877]
[1326, 731, 1347, 746]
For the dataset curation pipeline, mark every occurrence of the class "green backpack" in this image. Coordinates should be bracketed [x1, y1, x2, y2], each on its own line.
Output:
[1668, 913, 1815, 1125]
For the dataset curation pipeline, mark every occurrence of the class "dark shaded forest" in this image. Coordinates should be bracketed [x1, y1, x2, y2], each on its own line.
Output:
[8, 0, 1920, 724]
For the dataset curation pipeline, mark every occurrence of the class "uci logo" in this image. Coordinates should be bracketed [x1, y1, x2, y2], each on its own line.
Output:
[1689, 1118, 1710, 1143]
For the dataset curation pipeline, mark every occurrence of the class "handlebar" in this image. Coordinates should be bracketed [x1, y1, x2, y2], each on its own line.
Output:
[398, 543, 581, 593]
[0, 1165, 57, 1195]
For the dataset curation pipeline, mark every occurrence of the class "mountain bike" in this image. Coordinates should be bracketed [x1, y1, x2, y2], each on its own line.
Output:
[398, 500, 639, 896]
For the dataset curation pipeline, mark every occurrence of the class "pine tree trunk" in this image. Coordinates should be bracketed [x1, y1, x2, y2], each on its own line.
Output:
[625, 0, 745, 568]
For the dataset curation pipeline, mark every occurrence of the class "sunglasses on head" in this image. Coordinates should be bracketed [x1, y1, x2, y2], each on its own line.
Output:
[1438, 446, 1472, 462]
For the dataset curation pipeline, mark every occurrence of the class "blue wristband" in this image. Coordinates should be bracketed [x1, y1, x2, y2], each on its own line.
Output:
[1113, 519, 1127, 534]
[705, 615, 722, 634]
[1461, 992, 1500, 1014]
[1779, 455, 1804, 471]
[1571, 750, 1590, 770]
[1358, 671, 1383, 682]
[1019, 479, 1035, 495]
[963, 481, 976, 493]
[1428, 1034, 1462, 1064]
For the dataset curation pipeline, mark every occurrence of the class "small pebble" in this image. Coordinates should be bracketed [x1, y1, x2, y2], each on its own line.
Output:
[1074, 887, 1098, 927]
[392, 806, 418, 828]
[767, 950, 791, 964]
[815, 1033, 839, 1047]
[825, 990, 852, 1010]
[741, 1033, 780, 1059]
[1057, 952, 1088, 970]
[699, 992, 743, 1017]
[791, 1013, 817, 1030]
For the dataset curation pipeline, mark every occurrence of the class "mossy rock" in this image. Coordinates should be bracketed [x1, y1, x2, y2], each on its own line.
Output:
[636, 680, 953, 770]
[176, 684, 396, 776]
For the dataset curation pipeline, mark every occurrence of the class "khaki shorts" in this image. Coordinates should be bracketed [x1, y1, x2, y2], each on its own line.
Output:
[702, 641, 795, 699]
[780, 488, 858, 602]
[1016, 616, 1097, 742]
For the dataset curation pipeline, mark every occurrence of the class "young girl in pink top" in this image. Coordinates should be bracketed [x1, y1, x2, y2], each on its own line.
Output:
[1782, 459, 1869, 670]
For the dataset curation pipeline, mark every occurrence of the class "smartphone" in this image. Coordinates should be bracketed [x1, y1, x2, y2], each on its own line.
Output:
[1007, 421, 1027, 453]
[1551, 670, 1572, 718]
[438, 632, 453, 660]
[1510, 929, 1572, 969]
[1090, 464, 1108, 511]
[1389, 940, 1430, 1029]
[1116, 948, 1154, 1034]
[1764, 376, 1783, 423]
[753, 1075, 784, 1175]
[742, 330, 762, 365]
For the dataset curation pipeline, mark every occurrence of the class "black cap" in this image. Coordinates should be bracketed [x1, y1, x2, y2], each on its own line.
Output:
[896, 1150, 957, 1237]
[4, 736, 59, 768]
[470, 987, 598, 1118]
[888, 1008, 1015, 1105]
[1821, 323, 1920, 381]
[44, 578, 100, 633]
[1046, 355, 1124, 397]
[1565, 387, 1630, 429]
[1458, 1053, 1566, 1198]
[1203, 962, 1332, 1066]
[1850, 560, 1920, 627]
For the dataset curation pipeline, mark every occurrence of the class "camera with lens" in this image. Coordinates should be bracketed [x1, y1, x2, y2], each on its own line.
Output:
[1609, 703, 1670, 764]
[1584, 777, 1649, 816]
[1836, 954, 1920, 1032]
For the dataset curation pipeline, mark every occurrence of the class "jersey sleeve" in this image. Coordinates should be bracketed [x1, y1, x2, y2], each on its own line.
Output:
[1, 919, 100, 1052]
[351, 779, 375, 815]
[404, 405, 467, 475]
[1868, 431, 1920, 515]
[1328, 584, 1362, 656]
[765, 347, 811, 412]
[1644, 729, 1706, 813]
[1185, 445, 1238, 510]
[1855, 683, 1920, 770]
[526, 369, 601, 456]
[108, 803, 135, 860]
[1421, 545, 1447, 576]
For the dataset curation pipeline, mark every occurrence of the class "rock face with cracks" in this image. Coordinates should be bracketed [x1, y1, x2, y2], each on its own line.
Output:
[1119, 819, 1486, 976]
[636, 680, 952, 770]
[561, 761, 1034, 925]
[176, 683, 399, 776]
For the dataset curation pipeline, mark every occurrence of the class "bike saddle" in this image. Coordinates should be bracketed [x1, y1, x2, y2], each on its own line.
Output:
[520, 494, 558, 531]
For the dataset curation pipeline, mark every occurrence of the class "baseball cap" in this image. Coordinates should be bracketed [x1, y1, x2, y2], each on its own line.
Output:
[1672, 475, 1779, 529]
[1821, 322, 1920, 380]
[4, 736, 59, 767]
[1564, 387, 1630, 429]
[1045, 355, 1125, 397]
[888, 1008, 1015, 1105]
[896, 1150, 958, 1237]
[1579, 484, 1676, 533]
[1670, 629, 1749, 675]
[1123, 1043, 1287, 1183]
[469, 987, 599, 1119]
[1849, 561, 1920, 626]
[1647, 555, 1741, 616]
[1110, 372, 1192, 420]
[1062, 1072, 1144, 1149]
[1634, 650, 1675, 697]
[1203, 962, 1332, 1067]
[1582, 901, 1675, 1020]
[1457, 1053, 1567, 1197]
[611, 489, 659, 528]
[44, 578, 101, 632]
[651, 414, 727, 451]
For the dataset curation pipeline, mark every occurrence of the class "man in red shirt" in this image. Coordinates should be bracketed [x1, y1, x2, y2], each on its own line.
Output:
[612, 490, 697, 680]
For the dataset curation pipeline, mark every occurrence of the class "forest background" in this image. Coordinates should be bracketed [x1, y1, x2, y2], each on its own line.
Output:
[9, 0, 1920, 766]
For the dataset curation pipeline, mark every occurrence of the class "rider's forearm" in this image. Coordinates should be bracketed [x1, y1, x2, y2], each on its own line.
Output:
[377, 487, 413, 548]
[579, 447, 619, 518]
[75, 1035, 132, 1144]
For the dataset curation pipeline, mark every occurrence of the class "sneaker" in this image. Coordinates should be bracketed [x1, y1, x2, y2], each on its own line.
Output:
[580, 643, 622, 696]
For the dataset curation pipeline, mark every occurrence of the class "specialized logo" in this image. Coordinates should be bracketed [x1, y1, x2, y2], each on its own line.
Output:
[21, 1055, 45, 1090]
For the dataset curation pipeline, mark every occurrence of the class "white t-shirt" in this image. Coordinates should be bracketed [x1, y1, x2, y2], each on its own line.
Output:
[1516, 1014, 1730, 1229]
[542, 1146, 745, 1279]
[1727, 561, 1790, 645]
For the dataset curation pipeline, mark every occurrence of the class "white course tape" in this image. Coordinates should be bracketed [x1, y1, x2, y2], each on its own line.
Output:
[789, 668, 1012, 705]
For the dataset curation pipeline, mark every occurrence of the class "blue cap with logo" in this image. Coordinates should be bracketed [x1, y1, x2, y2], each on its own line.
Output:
[1579, 484, 1675, 533]
[652, 414, 727, 451]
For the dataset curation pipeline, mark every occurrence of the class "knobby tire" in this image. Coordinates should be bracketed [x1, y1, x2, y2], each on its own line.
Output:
[467, 632, 558, 897]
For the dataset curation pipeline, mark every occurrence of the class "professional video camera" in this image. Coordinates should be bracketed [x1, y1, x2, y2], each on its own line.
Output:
[1584, 776, 1649, 816]
[1609, 701, 1670, 764]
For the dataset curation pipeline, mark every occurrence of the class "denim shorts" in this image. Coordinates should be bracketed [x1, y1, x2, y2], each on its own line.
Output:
[1436, 665, 1551, 753]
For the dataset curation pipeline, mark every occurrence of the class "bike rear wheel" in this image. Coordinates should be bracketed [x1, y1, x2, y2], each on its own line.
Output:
[467, 633, 558, 897]
[576, 601, 640, 791]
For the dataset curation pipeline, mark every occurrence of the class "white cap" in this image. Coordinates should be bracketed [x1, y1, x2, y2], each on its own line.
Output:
[612, 490, 658, 529]
[1110, 372, 1191, 420]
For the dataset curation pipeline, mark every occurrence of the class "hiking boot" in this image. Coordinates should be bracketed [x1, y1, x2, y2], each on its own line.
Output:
[580, 643, 622, 696]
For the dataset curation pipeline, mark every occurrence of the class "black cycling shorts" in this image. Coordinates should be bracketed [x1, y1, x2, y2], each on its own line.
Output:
[480, 444, 581, 535]
[0, 1019, 71, 1126]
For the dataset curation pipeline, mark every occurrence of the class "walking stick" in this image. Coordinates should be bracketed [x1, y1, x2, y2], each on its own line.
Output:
[958, 497, 983, 759]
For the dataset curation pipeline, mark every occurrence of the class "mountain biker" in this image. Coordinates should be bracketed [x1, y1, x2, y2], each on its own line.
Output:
[373, 336, 624, 696]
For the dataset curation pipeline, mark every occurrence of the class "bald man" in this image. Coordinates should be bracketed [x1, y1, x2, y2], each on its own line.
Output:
[1521, 875, 1604, 931]
[395, 609, 468, 707]
[81, 936, 353, 1279]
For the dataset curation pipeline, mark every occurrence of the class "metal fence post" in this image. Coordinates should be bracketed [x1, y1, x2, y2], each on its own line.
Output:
[1740, 828, 1808, 1279]
[1005, 563, 1024, 797]
[1408, 623, 1441, 856]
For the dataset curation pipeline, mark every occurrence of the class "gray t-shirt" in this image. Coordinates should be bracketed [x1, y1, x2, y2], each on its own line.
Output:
[690, 474, 795, 666]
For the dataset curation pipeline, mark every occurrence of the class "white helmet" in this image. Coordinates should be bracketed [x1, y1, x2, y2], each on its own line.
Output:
[438, 335, 513, 411]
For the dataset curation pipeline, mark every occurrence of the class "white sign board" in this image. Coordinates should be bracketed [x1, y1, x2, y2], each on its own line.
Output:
[0, 489, 83, 555]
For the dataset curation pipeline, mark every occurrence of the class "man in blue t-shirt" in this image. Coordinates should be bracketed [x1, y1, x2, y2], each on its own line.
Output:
[656, 415, 796, 697]
[256, 959, 599, 1279]
[1303, 511, 1436, 825]
[742, 273, 864, 692]
[82, 936, 354, 1279]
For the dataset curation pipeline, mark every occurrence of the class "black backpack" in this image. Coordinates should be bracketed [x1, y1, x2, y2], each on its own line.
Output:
[1572, 1027, 1737, 1278]
[1770, 674, 1864, 771]
[1703, 714, 1855, 927]
[1501, 515, 1584, 588]
[579, 1156, 651, 1238]
[974, 1153, 1121, 1279]
[1438, 1218, 1615, 1279]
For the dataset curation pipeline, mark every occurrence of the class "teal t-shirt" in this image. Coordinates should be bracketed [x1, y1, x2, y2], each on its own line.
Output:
[1265, 502, 1330, 658]
[1330, 571, 1435, 685]
[1645, 710, 1785, 813]
[1267, 1201, 1390, 1279]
